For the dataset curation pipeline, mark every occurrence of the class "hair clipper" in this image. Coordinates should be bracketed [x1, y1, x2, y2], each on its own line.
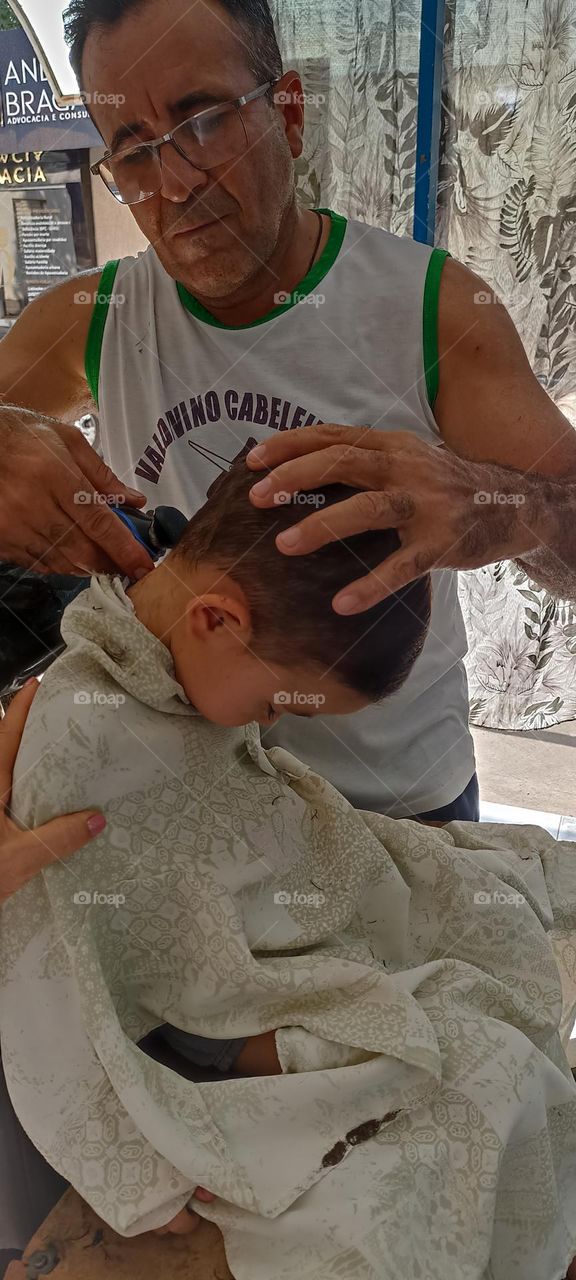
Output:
[0, 503, 188, 700]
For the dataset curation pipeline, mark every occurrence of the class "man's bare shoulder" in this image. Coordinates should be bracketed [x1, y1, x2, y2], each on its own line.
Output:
[0, 268, 106, 416]
[17, 268, 106, 361]
[436, 256, 516, 358]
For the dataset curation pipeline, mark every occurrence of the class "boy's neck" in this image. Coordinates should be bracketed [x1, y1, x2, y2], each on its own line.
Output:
[125, 556, 243, 661]
[125, 561, 196, 649]
[125, 557, 252, 714]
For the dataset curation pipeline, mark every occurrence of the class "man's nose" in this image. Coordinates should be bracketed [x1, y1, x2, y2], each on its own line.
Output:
[158, 140, 208, 202]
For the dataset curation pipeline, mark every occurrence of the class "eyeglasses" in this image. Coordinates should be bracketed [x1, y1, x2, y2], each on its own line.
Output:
[90, 80, 278, 206]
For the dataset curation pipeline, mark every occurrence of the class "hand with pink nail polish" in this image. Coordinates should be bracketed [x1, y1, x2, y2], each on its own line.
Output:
[0, 680, 107, 904]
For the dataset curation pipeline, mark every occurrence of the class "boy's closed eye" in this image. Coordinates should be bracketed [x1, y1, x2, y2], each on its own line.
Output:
[265, 702, 316, 723]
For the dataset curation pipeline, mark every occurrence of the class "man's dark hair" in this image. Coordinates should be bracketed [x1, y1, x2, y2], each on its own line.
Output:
[169, 463, 431, 703]
[64, 0, 283, 93]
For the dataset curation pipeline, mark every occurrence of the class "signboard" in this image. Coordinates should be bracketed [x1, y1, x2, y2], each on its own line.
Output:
[13, 186, 78, 301]
[0, 148, 95, 325]
[0, 29, 100, 150]
[0, 149, 44, 185]
[7, 1, 82, 103]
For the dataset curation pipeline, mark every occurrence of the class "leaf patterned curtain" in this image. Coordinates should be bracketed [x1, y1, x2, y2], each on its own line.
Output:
[438, 0, 576, 729]
[273, 0, 576, 731]
[269, 0, 422, 233]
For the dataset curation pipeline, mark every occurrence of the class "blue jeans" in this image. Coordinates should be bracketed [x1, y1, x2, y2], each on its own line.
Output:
[415, 772, 480, 823]
[158, 1023, 247, 1072]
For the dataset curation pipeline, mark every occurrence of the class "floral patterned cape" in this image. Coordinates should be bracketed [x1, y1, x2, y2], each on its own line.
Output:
[2, 575, 576, 1280]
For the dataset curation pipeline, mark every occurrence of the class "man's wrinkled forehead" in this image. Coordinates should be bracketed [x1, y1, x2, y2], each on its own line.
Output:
[82, 0, 255, 146]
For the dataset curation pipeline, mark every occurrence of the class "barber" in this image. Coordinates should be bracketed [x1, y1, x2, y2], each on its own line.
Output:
[3, 0, 576, 823]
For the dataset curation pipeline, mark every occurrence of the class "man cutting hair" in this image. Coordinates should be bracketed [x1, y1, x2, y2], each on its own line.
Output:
[0, 0, 575, 822]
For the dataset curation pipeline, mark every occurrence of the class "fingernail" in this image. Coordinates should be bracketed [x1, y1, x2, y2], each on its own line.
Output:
[334, 593, 359, 614]
[24, 677, 38, 689]
[250, 478, 272, 498]
[277, 527, 302, 548]
[87, 813, 106, 836]
[247, 446, 267, 464]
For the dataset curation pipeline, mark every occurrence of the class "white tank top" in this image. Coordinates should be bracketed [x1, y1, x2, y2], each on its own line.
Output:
[86, 208, 474, 815]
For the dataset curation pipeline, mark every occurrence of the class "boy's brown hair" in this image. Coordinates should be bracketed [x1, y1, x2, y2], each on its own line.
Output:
[170, 463, 431, 702]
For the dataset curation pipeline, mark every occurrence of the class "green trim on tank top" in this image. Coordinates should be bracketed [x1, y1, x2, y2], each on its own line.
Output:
[84, 222, 448, 413]
[85, 258, 121, 408]
[175, 208, 347, 330]
[423, 247, 451, 408]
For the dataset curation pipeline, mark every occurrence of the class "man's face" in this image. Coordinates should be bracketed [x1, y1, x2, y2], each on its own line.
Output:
[83, 0, 303, 298]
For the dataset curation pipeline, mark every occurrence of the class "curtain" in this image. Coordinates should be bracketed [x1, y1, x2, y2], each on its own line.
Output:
[272, 0, 576, 731]
[269, 0, 422, 235]
[438, 0, 576, 728]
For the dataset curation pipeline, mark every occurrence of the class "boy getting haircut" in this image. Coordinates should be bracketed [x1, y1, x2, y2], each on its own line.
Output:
[170, 462, 432, 702]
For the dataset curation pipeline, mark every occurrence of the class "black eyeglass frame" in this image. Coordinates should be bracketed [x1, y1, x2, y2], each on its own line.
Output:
[89, 79, 280, 205]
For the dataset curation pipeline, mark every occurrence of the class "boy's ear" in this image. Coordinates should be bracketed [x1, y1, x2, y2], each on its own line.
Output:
[187, 592, 252, 643]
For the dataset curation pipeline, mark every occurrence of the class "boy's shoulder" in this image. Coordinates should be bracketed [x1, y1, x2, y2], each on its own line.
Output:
[11, 649, 179, 827]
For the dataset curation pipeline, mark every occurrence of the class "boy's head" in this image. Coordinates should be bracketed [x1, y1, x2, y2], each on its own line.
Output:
[135, 463, 431, 727]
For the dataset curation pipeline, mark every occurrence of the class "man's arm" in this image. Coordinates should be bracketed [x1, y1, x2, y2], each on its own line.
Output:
[0, 268, 101, 418]
[244, 253, 576, 610]
[435, 257, 576, 598]
[0, 272, 153, 577]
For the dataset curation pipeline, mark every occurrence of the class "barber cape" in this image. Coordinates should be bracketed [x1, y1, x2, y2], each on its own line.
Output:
[2, 574, 576, 1280]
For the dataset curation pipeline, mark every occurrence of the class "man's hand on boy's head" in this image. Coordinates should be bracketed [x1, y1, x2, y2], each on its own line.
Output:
[0, 679, 107, 904]
[246, 426, 546, 614]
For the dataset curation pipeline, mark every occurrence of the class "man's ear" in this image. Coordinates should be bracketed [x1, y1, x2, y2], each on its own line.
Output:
[273, 71, 306, 158]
